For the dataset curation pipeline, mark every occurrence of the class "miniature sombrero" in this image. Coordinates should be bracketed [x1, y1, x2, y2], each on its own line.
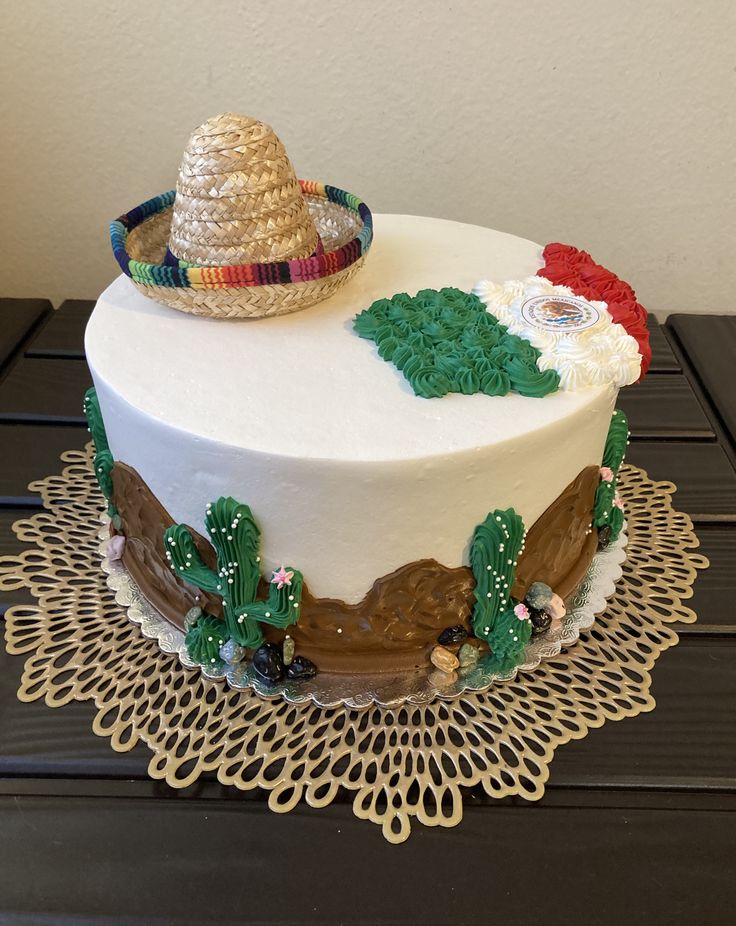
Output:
[110, 113, 373, 319]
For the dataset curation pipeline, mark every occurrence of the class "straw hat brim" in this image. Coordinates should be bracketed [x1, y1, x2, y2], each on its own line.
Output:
[110, 181, 373, 319]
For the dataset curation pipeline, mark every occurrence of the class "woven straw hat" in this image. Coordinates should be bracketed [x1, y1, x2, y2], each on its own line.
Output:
[110, 113, 373, 319]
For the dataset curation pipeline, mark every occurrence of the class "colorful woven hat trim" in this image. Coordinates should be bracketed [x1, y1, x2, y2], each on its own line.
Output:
[110, 181, 373, 290]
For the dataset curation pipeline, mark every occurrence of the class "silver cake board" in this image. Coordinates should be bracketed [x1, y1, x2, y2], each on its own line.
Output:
[102, 523, 627, 710]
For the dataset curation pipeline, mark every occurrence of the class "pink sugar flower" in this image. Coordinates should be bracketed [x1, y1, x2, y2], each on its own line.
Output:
[599, 466, 614, 483]
[514, 602, 530, 621]
[613, 494, 624, 511]
[271, 566, 294, 589]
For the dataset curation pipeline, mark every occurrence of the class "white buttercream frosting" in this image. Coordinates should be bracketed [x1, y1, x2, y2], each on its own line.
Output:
[473, 276, 642, 390]
[87, 216, 619, 603]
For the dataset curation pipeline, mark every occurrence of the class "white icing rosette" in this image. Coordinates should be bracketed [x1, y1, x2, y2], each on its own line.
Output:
[473, 276, 642, 390]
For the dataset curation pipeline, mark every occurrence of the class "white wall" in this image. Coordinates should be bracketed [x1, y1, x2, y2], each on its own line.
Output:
[1, 0, 734, 316]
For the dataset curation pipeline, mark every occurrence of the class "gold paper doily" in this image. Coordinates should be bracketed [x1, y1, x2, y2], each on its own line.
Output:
[0, 447, 707, 843]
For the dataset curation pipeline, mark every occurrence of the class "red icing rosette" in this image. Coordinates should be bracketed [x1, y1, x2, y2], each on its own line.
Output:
[538, 244, 651, 379]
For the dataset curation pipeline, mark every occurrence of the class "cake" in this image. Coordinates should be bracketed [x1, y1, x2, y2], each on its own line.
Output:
[85, 113, 650, 685]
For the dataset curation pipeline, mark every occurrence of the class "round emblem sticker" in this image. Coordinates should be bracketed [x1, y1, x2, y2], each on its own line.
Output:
[520, 294, 601, 333]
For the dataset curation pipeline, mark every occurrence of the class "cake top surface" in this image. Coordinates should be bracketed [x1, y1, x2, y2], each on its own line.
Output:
[86, 214, 612, 462]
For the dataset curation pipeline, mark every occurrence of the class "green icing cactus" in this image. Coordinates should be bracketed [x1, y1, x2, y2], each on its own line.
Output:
[164, 496, 303, 650]
[185, 612, 229, 667]
[486, 607, 533, 663]
[601, 408, 629, 473]
[593, 409, 629, 543]
[83, 386, 118, 521]
[354, 288, 560, 399]
[470, 507, 531, 663]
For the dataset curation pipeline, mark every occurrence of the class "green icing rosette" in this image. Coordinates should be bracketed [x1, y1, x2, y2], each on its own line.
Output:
[354, 288, 560, 400]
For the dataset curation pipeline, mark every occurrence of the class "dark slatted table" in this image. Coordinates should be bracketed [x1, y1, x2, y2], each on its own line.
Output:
[0, 299, 734, 925]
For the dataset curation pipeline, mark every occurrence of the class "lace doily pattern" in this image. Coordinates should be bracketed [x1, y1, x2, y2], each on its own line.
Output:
[0, 446, 707, 843]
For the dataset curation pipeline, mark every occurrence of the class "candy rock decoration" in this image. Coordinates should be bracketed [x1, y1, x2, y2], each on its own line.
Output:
[522, 581, 565, 635]
[473, 277, 642, 390]
[286, 655, 318, 680]
[164, 496, 303, 650]
[106, 535, 126, 562]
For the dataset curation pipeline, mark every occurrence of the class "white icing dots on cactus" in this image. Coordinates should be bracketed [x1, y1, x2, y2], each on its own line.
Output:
[473, 276, 642, 389]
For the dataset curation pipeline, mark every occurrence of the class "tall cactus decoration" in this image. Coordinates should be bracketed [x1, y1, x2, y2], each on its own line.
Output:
[164, 496, 303, 649]
[470, 507, 532, 662]
[83, 387, 118, 522]
[593, 409, 629, 544]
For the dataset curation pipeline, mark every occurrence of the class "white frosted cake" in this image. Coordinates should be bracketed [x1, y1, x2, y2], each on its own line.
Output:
[84, 113, 648, 682]
[88, 214, 619, 602]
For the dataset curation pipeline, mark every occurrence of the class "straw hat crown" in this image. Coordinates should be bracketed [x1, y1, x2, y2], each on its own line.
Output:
[168, 112, 320, 266]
